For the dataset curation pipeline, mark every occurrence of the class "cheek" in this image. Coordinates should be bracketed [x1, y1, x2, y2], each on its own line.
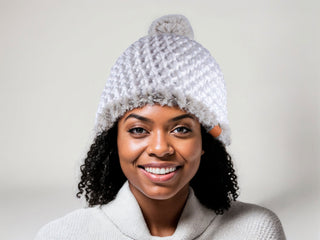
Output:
[174, 138, 203, 180]
[176, 138, 203, 162]
[187, 140, 203, 179]
[117, 134, 146, 164]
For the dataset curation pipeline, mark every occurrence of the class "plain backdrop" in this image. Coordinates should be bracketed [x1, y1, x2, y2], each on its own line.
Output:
[0, 0, 319, 239]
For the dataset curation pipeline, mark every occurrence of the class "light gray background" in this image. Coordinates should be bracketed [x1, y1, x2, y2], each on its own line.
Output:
[1, 0, 319, 239]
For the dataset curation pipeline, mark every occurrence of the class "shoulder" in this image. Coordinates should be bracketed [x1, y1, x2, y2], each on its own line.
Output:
[225, 201, 281, 221]
[215, 201, 286, 239]
[35, 207, 108, 240]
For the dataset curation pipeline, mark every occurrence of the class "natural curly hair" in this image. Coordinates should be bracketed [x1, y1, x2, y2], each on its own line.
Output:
[77, 124, 239, 214]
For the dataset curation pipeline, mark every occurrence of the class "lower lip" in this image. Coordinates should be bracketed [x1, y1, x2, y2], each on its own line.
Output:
[140, 168, 179, 182]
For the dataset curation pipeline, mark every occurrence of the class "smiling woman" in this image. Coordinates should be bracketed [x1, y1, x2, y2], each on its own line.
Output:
[117, 105, 203, 236]
[35, 15, 286, 239]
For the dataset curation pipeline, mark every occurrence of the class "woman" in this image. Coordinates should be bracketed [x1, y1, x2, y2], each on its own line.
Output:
[36, 15, 286, 239]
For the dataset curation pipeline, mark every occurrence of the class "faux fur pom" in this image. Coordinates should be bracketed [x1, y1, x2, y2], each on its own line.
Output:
[148, 14, 194, 39]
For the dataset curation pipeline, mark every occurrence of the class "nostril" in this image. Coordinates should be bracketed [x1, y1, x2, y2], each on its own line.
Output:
[147, 151, 174, 159]
[147, 144, 174, 157]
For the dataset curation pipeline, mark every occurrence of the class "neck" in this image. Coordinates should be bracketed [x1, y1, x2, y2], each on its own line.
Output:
[129, 184, 189, 237]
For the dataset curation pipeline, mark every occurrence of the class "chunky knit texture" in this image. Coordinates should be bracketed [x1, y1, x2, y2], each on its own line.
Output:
[95, 15, 231, 145]
[35, 182, 286, 240]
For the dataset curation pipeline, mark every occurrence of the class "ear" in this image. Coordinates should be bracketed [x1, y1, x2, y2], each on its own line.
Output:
[201, 150, 205, 155]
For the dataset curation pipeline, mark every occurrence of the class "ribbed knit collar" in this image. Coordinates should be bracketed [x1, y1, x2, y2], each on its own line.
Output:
[101, 181, 216, 240]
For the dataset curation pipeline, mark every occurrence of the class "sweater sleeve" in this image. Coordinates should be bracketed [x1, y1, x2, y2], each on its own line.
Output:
[246, 205, 286, 240]
[34, 209, 88, 240]
[226, 201, 286, 240]
[211, 201, 286, 240]
[34, 208, 108, 240]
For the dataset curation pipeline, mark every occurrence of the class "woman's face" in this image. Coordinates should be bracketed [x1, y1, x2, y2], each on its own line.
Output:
[117, 104, 203, 201]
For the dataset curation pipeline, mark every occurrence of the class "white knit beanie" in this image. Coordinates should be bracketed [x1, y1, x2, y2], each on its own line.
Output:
[95, 14, 231, 145]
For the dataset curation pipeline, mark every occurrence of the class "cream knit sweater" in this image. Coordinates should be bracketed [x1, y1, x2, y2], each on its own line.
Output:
[35, 182, 286, 240]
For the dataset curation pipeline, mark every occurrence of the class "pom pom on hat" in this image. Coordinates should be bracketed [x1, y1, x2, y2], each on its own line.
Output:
[148, 14, 194, 39]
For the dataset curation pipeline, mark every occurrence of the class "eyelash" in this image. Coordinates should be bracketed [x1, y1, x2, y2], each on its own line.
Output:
[128, 127, 148, 135]
[172, 126, 191, 134]
[128, 126, 191, 137]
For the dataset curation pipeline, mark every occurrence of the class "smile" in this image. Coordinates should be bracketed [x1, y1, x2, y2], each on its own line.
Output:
[138, 165, 181, 182]
[144, 167, 177, 175]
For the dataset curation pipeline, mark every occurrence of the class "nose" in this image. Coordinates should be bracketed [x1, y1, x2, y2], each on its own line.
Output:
[146, 130, 174, 158]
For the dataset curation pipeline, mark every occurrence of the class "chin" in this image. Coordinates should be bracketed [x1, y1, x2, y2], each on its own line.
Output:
[130, 181, 189, 201]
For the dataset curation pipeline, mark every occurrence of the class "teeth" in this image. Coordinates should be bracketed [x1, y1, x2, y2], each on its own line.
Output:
[145, 167, 177, 175]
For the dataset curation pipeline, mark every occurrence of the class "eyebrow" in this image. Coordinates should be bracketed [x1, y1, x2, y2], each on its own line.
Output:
[124, 113, 195, 123]
[170, 114, 195, 122]
[124, 114, 152, 123]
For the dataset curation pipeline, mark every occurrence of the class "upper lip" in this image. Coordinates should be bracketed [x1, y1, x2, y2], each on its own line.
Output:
[138, 163, 181, 168]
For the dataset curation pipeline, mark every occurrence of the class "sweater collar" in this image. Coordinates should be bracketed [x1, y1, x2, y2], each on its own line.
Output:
[101, 181, 216, 240]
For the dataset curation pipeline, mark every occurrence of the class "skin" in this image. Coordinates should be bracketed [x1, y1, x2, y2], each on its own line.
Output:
[117, 104, 203, 236]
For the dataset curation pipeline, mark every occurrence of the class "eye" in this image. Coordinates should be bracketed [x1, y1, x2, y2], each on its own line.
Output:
[128, 127, 148, 135]
[172, 126, 191, 134]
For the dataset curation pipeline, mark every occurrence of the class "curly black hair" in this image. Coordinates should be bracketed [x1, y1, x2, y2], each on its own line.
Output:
[77, 124, 239, 214]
